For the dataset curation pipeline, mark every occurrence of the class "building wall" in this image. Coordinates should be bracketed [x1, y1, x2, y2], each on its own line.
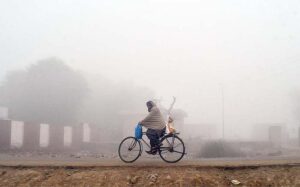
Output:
[23, 122, 40, 150]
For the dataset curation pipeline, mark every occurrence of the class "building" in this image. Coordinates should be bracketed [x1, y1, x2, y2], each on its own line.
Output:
[0, 107, 8, 119]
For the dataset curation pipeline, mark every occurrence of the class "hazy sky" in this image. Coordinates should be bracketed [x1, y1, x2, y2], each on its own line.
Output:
[1, 0, 300, 138]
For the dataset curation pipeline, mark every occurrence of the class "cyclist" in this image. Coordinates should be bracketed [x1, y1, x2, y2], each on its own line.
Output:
[139, 101, 166, 155]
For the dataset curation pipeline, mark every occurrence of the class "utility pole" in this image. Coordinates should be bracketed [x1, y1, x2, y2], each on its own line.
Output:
[221, 84, 225, 139]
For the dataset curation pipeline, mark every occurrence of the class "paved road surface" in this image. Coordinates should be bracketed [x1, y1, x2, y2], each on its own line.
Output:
[0, 156, 299, 168]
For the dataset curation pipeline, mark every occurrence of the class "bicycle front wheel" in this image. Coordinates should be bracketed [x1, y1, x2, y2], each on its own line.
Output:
[118, 136, 141, 163]
[159, 134, 185, 163]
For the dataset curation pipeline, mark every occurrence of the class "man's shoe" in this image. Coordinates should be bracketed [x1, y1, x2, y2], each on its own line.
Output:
[146, 149, 157, 155]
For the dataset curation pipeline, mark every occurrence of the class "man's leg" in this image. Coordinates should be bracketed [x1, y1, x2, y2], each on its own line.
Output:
[146, 129, 157, 148]
[146, 129, 159, 154]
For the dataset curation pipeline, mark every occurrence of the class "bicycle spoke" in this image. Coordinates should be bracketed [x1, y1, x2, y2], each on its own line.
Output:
[173, 143, 182, 148]
[164, 138, 172, 147]
[172, 150, 185, 154]
[171, 137, 175, 146]
[159, 149, 170, 153]
[160, 146, 170, 149]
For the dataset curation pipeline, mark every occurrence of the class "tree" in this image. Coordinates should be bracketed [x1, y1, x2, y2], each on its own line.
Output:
[78, 74, 155, 140]
[0, 58, 88, 125]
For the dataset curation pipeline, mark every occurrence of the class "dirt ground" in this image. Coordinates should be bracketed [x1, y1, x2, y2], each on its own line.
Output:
[0, 157, 299, 187]
[0, 164, 299, 187]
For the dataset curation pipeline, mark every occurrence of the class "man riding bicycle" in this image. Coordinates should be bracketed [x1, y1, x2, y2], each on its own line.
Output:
[118, 98, 185, 163]
[139, 101, 166, 155]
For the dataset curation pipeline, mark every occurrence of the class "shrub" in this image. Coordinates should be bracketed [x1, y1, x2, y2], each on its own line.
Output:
[200, 140, 245, 158]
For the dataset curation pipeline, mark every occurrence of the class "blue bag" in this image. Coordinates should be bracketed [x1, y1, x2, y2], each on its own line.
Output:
[135, 124, 142, 139]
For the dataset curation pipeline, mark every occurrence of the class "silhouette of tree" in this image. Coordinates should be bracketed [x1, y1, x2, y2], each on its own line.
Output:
[0, 58, 88, 125]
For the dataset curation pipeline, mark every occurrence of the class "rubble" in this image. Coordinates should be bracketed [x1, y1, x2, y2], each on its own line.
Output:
[231, 179, 241, 185]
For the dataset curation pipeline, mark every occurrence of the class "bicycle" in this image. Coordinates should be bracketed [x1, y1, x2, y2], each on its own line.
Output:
[118, 131, 185, 163]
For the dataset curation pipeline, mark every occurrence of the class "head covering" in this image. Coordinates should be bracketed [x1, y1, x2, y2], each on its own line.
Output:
[146, 100, 156, 112]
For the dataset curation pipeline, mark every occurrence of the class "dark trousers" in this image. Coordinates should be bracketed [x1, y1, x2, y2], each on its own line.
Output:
[146, 128, 165, 148]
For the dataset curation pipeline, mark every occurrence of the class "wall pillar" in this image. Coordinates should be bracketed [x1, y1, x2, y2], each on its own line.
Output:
[0, 120, 11, 150]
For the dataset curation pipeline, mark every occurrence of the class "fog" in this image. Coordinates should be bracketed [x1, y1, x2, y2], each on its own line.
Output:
[0, 0, 300, 145]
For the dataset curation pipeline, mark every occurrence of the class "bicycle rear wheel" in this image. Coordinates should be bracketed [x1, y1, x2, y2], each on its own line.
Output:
[118, 136, 141, 163]
[159, 134, 185, 163]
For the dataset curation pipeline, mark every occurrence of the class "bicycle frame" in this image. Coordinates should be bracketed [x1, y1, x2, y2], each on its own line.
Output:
[138, 132, 151, 154]
[119, 130, 185, 163]
[137, 131, 179, 154]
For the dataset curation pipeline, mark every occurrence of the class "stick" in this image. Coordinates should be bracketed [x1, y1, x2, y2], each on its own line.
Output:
[167, 96, 176, 114]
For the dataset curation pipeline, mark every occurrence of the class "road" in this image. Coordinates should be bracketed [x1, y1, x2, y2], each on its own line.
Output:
[0, 155, 300, 167]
